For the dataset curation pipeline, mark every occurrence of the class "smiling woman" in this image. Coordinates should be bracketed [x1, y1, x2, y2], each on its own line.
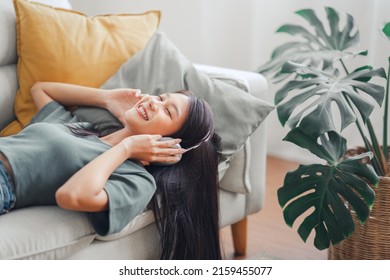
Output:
[126, 93, 190, 136]
[0, 81, 222, 259]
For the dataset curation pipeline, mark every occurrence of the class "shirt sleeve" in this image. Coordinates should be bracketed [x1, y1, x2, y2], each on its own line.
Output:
[29, 101, 79, 124]
[89, 164, 157, 236]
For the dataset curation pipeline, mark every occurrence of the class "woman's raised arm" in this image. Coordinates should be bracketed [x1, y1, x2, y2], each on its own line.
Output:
[31, 82, 108, 110]
[30, 82, 142, 120]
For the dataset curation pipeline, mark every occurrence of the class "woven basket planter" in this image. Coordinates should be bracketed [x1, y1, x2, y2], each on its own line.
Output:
[328, 176, 390, 259]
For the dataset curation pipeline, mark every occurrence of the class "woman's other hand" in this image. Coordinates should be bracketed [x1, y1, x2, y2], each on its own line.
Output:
[121, 135, 184, 164]
[105, 88, 142, 124]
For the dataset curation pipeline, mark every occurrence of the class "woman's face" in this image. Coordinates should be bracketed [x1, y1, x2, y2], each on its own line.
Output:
[124, 93, 190, 136]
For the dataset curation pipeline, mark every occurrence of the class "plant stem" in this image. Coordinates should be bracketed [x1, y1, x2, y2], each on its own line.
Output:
[383, 59, 390, 167]
[340, 59, 349, 75]
[367, 120, 386, 175]
[339, 59, 383, 174]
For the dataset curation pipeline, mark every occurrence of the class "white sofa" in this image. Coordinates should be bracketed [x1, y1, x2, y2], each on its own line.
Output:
[0, 0, 269, 259]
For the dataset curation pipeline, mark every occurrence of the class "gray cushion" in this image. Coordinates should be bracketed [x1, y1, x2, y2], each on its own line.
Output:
[0, 65, 18, 130]
[73, 29, 274, 163]
[0, 0, 18, 130]
[0, 0, 17, 66]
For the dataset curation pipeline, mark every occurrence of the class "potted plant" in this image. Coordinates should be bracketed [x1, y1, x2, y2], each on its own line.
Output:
[258, 6, 390, 256]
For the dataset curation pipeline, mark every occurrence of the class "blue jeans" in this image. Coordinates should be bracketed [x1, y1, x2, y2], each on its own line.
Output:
[0, 160, 15, 214]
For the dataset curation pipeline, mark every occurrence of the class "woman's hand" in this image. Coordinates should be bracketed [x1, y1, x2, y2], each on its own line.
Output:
[104, 88, 142, 124]
[121, 134, 184, 164]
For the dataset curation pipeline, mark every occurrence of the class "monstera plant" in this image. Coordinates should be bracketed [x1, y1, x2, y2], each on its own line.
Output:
[258, 7, 390, 250]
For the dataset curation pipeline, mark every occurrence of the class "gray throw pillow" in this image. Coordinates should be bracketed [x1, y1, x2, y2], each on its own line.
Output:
[73, 29, 273, 163]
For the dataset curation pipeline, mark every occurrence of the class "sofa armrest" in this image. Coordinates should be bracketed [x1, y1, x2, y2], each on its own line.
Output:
[194, 64, 268, 99]
[194, 64, 268, 209]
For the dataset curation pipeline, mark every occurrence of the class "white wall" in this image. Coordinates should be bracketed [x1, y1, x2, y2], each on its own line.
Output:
[69, 0, 390, 164]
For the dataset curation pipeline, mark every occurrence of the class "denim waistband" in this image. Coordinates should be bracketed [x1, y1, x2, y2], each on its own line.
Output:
[0, 159, 16, 214]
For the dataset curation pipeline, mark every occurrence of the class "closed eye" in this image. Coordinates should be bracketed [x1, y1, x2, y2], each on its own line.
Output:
[158, 95, 172, 119]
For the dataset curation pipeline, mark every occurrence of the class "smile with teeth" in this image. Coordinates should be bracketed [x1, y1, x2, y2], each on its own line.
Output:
[137, 105, 149, 121]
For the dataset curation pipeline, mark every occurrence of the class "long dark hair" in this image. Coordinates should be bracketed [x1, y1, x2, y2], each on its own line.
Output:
[147, 90, 222, 259]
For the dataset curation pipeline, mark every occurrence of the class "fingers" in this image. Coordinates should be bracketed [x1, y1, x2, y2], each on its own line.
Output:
[128, 89, 141, 97]
[150, 134, 163, 141]
[125, 89, 143, 106]
[152, 146, 184, 162]
[157, 138, 182, 147]
[152, 155, 182, 163]
[124, 134, 184, 163]
[133, 94, 150, 108]
[139, 160, 150, 166]
[154, 138, 184, 154]
[156, 148, 185, 156]
[150, 135, 184, 158]
[134, 90, 142, 100]
[149, 135, 182, 147]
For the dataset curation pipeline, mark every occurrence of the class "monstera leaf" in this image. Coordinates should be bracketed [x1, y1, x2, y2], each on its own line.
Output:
[258, 7, 367, 81]
[278, 128, 379, 249]
[383, 22, 390, 38]
[275, 62, 386, 138]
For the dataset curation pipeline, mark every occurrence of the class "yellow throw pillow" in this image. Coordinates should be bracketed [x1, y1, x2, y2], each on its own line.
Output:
[1, 0, 160, 136]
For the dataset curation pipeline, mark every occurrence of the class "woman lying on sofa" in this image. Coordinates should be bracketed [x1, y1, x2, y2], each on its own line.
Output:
[0, 82, 221, 259]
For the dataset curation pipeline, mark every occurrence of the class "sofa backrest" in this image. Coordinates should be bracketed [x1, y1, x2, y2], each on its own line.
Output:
[0, 0, 19, 130]
[0, 0, 71, 131]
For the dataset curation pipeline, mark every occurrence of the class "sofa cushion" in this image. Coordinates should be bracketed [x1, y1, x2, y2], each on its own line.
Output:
[0, 0, 160, 136]
[0, 65, 18, 130]
[74, 30, 274, 166]
[0, 206, 96, 260]
[0, 0, 18, 67]
[96, 209, 156, 241]
[0, 1, 18, 130]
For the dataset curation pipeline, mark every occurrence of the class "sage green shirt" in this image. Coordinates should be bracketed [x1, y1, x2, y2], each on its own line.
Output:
[0, 102, 156, 236]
